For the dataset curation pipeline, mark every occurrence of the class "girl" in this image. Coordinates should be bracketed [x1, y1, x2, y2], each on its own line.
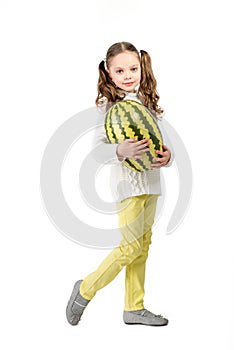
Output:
[66, 42, 174, 327]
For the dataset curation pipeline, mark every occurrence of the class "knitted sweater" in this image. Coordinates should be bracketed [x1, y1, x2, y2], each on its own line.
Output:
[92, 93, 174, 202]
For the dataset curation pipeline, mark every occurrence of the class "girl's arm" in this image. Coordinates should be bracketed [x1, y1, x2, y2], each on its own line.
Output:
[91, 108, 121, 165]
[151, 119, 175, 169]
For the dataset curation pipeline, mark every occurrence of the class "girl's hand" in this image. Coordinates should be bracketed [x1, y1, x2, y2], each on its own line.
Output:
[116, 138, 150, 161]
[151, 144, 171, 168]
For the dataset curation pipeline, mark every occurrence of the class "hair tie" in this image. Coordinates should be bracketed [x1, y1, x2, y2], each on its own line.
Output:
[103, 58, 107, 70]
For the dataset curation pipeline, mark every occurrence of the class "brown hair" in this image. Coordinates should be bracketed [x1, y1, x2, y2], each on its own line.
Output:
[95, 41, 164, 117]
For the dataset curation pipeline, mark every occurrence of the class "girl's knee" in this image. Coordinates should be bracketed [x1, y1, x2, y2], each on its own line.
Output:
[120, 241, 142, 262]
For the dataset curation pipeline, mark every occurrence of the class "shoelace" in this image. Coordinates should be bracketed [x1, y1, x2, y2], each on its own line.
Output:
[140, 309, 163, 318]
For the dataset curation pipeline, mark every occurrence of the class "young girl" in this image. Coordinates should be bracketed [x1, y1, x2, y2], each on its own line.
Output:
[66, 42, 174, 327]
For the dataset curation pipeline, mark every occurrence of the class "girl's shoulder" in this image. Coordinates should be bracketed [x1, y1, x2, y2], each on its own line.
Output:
[96, 98, 108, 115]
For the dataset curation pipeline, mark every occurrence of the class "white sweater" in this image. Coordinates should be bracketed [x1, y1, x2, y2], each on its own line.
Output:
[92, 93, 174, 202]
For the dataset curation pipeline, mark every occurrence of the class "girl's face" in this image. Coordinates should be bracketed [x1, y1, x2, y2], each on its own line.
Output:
[107, 51, 141, 93]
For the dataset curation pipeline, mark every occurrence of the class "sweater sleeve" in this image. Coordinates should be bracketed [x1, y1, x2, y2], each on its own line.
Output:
[158, 118, 175, 167]
[91, 107, 120, 165]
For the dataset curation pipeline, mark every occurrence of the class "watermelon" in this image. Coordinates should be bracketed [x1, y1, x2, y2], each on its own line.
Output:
[104, 100, 163, 172]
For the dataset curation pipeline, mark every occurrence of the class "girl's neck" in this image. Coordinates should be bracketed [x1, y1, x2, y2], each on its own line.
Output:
[116, 88, 137, 97]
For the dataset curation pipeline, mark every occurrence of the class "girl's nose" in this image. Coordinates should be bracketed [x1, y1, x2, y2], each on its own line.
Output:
[124, 71, 132, 80]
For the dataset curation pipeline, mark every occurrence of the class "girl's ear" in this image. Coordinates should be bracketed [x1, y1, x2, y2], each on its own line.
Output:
[106, 69, 112, 80]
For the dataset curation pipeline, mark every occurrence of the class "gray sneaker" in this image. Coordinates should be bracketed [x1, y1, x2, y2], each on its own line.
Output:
[66, 280, 90, 326]
[123, 309, 168, 326]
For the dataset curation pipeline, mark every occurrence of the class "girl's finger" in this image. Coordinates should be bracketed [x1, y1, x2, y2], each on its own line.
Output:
[136, 141, 150, 150]
[152, 157, 163, 163]
[134, 155, 144, 159]
[151, 163, 162, 168]
[156, 150, 164, 157]
[136, 138, 149, 145]
[136, 148, 149, 155]
[127, 138, 138, 143]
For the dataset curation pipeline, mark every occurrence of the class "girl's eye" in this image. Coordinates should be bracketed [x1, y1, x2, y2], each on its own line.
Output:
[116, 69, 123, 74]
[131, 67, 138, 72]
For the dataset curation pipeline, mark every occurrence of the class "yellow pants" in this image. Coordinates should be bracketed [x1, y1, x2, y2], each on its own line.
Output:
[80, 194, 158, 311]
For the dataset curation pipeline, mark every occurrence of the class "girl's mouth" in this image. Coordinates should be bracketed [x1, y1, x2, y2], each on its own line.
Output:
[124, 82, 134, 86]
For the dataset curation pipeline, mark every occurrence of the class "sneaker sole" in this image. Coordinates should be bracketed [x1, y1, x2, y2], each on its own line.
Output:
[124, 320, 169, 326]
[66, 280, 82, 326]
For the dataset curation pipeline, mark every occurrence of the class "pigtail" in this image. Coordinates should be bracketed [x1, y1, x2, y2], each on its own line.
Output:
[95, 60, 111, 105]
[95, 60, 125, 109]
[138, 50, 164, 117]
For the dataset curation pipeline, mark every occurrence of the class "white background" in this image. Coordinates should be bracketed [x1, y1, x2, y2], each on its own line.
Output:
[1, 0, 234, 349]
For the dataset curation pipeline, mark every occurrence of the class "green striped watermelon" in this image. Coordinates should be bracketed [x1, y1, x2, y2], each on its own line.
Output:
[104, 100, 163, 172]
